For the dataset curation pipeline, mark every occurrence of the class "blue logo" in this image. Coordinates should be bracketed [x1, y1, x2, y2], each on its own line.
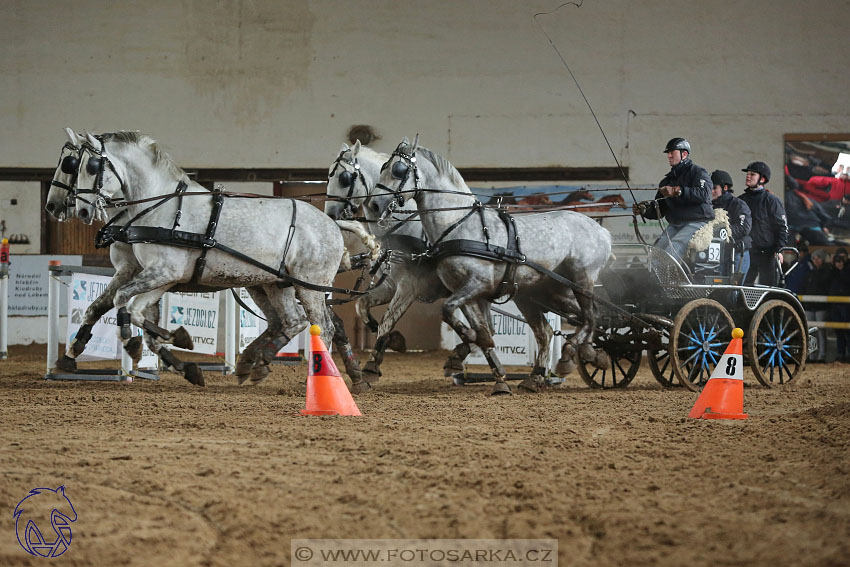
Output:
[13, 486, 77, 558]
[72, 281, 87, 301]
[170, 306, 184, 325]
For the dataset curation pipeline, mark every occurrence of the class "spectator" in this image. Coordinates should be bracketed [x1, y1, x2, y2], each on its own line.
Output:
[711, 169, 751, 275]
[633, 138, 714, 262]
[802, 248, 831, 362]
[828, 249, 850, 362]
[740, 161, 789, 286]
[785, 246, 810, 294]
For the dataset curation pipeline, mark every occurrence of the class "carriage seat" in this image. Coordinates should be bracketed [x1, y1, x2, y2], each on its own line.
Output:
[686, 209, 737, 283]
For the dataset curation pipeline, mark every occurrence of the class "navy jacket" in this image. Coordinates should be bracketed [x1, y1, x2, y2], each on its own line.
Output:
[739, 187, 789, 253]
[712, 191, 752, 250]
[643, 158, 715, 223]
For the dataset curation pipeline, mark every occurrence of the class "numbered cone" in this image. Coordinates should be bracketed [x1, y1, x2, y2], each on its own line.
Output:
[688, 327, 748, 420]
[300, 324, 362, 416]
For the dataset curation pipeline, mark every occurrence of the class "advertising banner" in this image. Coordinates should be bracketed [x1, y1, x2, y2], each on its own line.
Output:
[165, 291, 219, 355]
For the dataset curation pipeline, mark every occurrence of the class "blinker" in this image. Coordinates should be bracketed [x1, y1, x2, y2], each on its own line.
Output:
[391, 160, 408, 179]
[61, 155, 79, 175]
[338, 170, 353, 186]
[86, 156, 102, 176]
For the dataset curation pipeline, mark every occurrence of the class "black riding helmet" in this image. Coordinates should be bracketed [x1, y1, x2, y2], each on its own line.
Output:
[742, 161, 771, 183]
[663, 137, 691, 154]
[711, 169, 734, 189]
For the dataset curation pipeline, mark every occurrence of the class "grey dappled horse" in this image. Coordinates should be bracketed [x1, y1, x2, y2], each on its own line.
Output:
[370, 138, 613, 395]
[324, 142, 450, 390]
[71, 131, 346, 387]
[46, 129, 159, 374]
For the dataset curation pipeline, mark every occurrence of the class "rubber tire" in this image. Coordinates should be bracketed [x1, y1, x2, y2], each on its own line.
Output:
[746, 299, 807, 388]
[671, 298, 735, 392]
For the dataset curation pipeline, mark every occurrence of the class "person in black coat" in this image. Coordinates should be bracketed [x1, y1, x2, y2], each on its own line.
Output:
[633, 138, 714, 263]
[711, 169, 752, 275]
[739, 161, 789, 286]
[828, 250, 850, 362]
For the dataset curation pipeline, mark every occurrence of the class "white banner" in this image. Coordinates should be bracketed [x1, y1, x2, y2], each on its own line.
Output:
[165, 291, 219, 355]
[456, 302, 563, 369]
[66, 272, 158, 367]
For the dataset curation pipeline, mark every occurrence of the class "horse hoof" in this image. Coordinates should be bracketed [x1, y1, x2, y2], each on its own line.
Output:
[593, 351, 612, 370]
[183, 363, 205, 387]
[350, 380, 372, 394]
[249, 364, 271, 385]
[172, 326, 194, 350]
[55, 355, 77, 373]
[490, 381, 512, 396]
[443, 359, 464, 377]
[385, 330, 408, 353]
[578, 343, 596, 363]
[362, 361, 382, 382]
[555, 358, 577, 377]
[124, 336, 144, 363]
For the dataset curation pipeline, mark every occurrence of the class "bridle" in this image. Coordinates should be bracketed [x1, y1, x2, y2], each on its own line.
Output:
[51, 142, 85, 209]
[328, 149, 369, 219]
[76, 138, 128, 209]
[376, 143, 421, 211]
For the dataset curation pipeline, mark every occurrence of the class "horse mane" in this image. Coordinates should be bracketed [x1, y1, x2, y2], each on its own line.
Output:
[354, 145, 389, 163]
[102, 131, 188, 181]
[400, 144, 467, 189]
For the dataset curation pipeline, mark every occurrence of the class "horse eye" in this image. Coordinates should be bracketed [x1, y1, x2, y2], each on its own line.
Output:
[86, 156, 102, 176]
[338, 170, 353, 186]
[391, 160, 409, 179]
[61, 155, 79, 174]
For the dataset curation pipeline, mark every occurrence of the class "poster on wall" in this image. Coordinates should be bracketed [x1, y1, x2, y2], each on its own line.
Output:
[9, 255, 82, 315]
[164, 291, 219, 355]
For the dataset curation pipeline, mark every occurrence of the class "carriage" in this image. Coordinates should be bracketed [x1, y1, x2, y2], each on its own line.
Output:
[573, 237, 816, 392]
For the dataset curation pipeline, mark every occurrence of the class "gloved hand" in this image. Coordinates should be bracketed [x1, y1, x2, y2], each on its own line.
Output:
[659, 185, 681, 198]
[632, 201, 649, 216]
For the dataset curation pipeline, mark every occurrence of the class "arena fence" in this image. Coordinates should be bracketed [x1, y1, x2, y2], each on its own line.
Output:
[797, 295, 850, 330]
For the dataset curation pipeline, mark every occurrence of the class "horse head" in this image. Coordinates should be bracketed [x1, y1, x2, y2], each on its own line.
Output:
[74, 132, 129, 225]
[45, 128, 85, 221]
[371, 136, 420, 221]
[325, 141, 367, 220]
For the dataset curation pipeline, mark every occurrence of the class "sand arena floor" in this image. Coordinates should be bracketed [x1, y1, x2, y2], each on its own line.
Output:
[0, 344, 848, 567]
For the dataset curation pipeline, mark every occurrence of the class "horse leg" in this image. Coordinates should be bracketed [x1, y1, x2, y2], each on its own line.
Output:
[362, 278, 417, 383]
[124, 298, 162, 363]
[443, 304, 478, 377]
[355, 275, 397, 332]
[56, 264, 139, 372]
[235, 287, 284, 385]
[113, 272, 203, 386]
[329, 306, 362, 383]
[514, 298, 554, 393]
[462, 298, 511, 396]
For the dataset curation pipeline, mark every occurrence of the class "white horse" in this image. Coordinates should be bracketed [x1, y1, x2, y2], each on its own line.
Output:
[370, 138, 613, 395]
[71, 131, 348, 387]
[45, 129, 155, 374]
[324, 142, 449, 390]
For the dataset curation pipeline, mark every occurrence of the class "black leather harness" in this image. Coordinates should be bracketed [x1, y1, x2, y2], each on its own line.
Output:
[95, 181, 364, 297]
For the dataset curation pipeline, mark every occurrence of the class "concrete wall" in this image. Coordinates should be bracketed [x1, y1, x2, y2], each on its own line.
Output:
[2, 0, 847, 176]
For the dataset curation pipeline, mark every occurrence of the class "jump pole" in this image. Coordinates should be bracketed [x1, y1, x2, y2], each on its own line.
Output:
[0, 238, 9, 360]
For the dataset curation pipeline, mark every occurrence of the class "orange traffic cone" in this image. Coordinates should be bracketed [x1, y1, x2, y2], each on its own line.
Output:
[300, 325, 362, 416]
[688, 327, 748, 420]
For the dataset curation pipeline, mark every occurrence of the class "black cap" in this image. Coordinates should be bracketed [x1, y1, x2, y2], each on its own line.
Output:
[663, 137, 691, 153]
[711, 170, 734, 189]
[742, 161, 771, 183]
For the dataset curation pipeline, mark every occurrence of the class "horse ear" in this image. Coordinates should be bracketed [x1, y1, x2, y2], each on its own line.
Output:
[401, 136, 410, 146]
[64, 128, 81, 146]
[339, 142, 349, 153]
[352, 140, 361, 155]
[411, 133, 420, 153]
[85, 131, 100, 149]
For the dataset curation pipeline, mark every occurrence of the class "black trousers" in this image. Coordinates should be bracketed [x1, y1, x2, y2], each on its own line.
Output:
[744, 251, 780, 287]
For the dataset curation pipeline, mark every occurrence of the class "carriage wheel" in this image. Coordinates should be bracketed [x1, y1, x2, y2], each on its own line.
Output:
[746, 300, 807, 387]
[646, 326, 678, 388]
[576, 326, 642, 389]
[671, 299, 735, 392]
